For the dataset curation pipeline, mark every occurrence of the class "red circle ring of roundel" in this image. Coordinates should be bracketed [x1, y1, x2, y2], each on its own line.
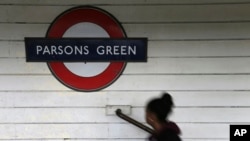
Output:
[46, 6, 127, 92]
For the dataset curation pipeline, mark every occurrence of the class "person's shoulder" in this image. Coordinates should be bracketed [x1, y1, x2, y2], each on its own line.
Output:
[159, 131, 182, 141]
[164, 121, 181, 135]
[158, 121, 182, 141]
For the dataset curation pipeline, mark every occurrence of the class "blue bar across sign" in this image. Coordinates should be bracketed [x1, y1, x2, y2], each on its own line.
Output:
[25, 38, 147, 62]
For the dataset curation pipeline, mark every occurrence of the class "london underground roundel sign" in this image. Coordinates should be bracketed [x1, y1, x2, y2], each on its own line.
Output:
[46, 6, 126, 91]
[25, 6, 147, 92]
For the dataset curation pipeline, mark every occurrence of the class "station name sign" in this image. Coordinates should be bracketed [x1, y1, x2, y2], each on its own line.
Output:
[25, 37, 147, 62]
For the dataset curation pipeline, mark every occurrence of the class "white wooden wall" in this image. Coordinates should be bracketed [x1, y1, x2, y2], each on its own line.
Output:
[0, 0, 250, 141]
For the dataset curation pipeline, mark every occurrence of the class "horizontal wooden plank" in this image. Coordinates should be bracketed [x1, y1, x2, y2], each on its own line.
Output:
[0, 42, 9, 57]
[0, 91, 249, 107]
[0, 139, 227, 141]
[172, 91, 250, 107]
[124, 23, 250, 40]
[180, 123, 229, 139]
[0, 140, 228, 141]
[109, 75, 250, 91]
[107, 91, 250, 107]
[0, 75, 69, 91]
[0, 140, 142, 141]
[2, 57, 250, 74]
[172, 108, 250, 123]
[0, 140, 146, 141]
[1, 75, 250, 91]
[4, 40, 250, 58]
[0, 124, 109, 139]
[0, 108, 117, 123]
[0, 0, 247, 5]
[126, 58, 250, 74]
[0, 5, 69, 24]
[86, 4, 250, 23]
[0, 91, 108, 107]
[0, 107, 248, 123]
[0, 24, 47, 40]
[2, 23, 250, 40]
[0, 123, 228, 139]
[1, 4, 250, 23]
[1, 41, 23, 57]
[0, 58, 48, 74]
[148, 40, 250, 57]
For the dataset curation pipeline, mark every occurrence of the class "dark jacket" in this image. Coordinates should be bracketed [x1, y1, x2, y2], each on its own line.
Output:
[149, 121, 181, 141]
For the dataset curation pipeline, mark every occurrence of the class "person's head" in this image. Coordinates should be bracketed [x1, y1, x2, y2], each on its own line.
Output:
[146, 93, 174, 126]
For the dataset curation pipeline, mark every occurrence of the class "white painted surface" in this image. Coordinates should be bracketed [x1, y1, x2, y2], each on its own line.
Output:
[0, 1, 249, 141]
[63, 22, 110, 77]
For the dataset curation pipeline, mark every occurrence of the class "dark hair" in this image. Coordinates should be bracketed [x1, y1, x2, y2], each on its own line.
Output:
[146, 92, 174, 121]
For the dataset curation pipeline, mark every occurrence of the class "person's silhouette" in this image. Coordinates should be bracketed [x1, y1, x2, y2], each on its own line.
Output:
[146, 92, 182, 141]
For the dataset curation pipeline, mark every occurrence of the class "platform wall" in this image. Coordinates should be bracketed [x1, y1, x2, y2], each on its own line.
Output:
[0, 0, 250, 141]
